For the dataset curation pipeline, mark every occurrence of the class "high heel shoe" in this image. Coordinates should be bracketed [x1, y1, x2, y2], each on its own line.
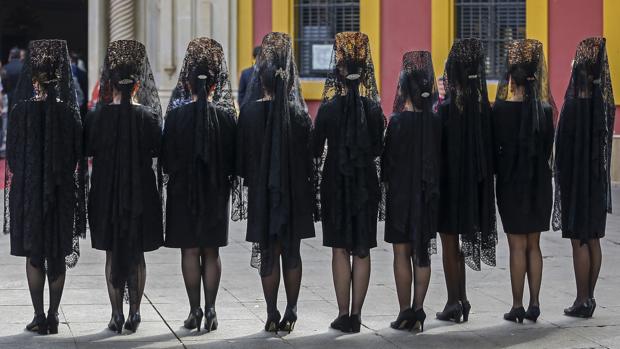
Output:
[264, 311, 281, 332]
[47, 312, 59, 334]
[108, 313, 125, 334]
[124, 312, 141, 333]
[412, 308, 426, 332]
[330, 314, 350, 332]
[504, 307, 526, 323]
[204, 307, 218, 332]
[183, 308, 204, 331]
[390, 308, 416, 330]
[279, 306, 297, 333]
[564, 301, 591, 318]
[349, 314, 361, 333]
[26, 313, 48, 335]
[588, 298, 597, 318]
[525, 305, 541, 322]
[462, 301, 471, 322]
[436, 302, 463, 323]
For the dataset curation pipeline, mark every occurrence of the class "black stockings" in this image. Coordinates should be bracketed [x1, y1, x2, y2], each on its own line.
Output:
[571, 239, 602, 304]
[26, 258, 66, 316]
[506, 233, 542, 309]
[332, 248, 371, 317]
[105, 251, 146, 316]
[181, 247, 222, 311]
[392, 244, 431, 312]
[439, 233, 467, 308]
[261, 242, 302, 315]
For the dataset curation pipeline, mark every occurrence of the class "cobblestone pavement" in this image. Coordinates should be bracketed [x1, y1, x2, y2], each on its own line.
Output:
[1, 189, 619, 349]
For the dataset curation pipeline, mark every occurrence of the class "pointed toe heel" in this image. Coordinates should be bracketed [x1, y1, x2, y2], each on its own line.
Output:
[205, 307, 218, 332]
[504, 307, 526, 323]
[279, 306, 298, 333]
[265, 311, 281, 333]
[184, 308, 204, 331]
[47, 312, 59, 334]
[525, 306, 540, 322]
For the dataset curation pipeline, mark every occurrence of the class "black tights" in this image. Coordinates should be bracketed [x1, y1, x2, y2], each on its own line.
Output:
[439, 234, 467, 308]
[181, 247, 221, 311]
[332, 248, 370, 317]
[392, 244, 431, 312]
[507, 233, 542, 309]
[26, 258, 66, 316]
[261, 243, 302, 315]
[571, 238, 602, 304]
[105, 251, 146, 316]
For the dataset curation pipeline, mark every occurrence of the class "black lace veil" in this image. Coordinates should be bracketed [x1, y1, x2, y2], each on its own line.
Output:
[552, 37, 615, 237]
[3, 39, 86, 279]
[444, 38, 497, 270]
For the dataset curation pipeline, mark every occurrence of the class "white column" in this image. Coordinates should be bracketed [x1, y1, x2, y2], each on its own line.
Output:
[88, 0, 109, 94]
[109, 0, 135, 41]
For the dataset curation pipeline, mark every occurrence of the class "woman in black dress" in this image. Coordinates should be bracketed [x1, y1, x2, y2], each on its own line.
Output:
[85, 40, 163, 334]
[233, 32, 315, 333]
[4, 39, 86, 335]
[313, 32, 385, 333]
[437, 38, 497, 323]
[492, 39, 555, 323]
[382, 51, 441, 332]
[162, 37, 236, 332]
[554, 37, 615, 318]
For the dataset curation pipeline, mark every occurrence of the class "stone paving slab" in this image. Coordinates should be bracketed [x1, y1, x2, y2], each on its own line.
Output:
[0, 188, 619, 348]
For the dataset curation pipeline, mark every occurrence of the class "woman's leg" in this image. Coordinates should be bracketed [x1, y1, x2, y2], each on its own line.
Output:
[570, 239, 591, 304]
[181, 248, 202, 310]
[47, 272, 66, 315]
[350, 254, 371, 317]
[332, 248, 352, 317]
[525, 233, 542, 307]
[412, 260, 431, 311]
[202, 247, 222, 310]
[105, 251, 124, 316]
[128, 253, 146, 315]
[507, 234, 528, 309]
[26, 258, 46, 316]
[392, 243, 413, 312]
[439, 233, 461, 307]
[587, 239, 602, 299]
[282, 248, 302, 313]
[261, 244, 282, 316]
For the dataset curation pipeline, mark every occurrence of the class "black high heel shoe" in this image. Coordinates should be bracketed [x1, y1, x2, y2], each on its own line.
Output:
[330, 314, 350, 332]
[108, 313, 125, 334]
[47, 312, 59, 334]
[204, 307, 218, 332]
[436, 302, 463, 323]
[184, 308, 204, 331]
[564, 301, 591, 318]
[390, 308, 416, 330]
[588, 298, 596, 318]
[124, 312, 141, 333]
[412, 308, 426, 332]
[462, 301, 471, 322]
[26, 313, 48, 335]
[349, 314, 361, 333]
[504, 307, 526, 323]
[525, 305, 541, 322]
[265, 311, 281, 332]
[279, 306, 297, 333]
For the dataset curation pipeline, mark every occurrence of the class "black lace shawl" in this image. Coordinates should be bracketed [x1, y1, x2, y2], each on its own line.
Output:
[553, 37, 615, 242]
[440, 38, 497, 270]
[3, 39, 86, 281]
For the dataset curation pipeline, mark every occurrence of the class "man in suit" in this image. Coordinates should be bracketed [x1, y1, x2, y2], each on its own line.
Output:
[238, 46, 261, 107]
[1, 47, 23, 110]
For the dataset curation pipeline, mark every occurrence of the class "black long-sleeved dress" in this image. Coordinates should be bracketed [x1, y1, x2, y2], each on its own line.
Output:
[7, 101, 84, 277]
[381, 110, 441, 266]
[236, 100, 315, 246]
[313, 96, 385, 254]
[492, 100, 554, 234]
[85, 104, 163, 252]
[162, 102, 236, 248]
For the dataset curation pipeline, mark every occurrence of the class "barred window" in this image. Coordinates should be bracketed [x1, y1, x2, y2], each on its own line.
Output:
[295, 0, 360, 78]
[455, 0, 526, 79]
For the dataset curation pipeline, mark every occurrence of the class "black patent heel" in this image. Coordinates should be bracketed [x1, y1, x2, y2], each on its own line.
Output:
[390, 308, 415, 330]
[412, 308, 426, 332]
[26, 313, 48, 335]
[205, 307, 218, 332]
[462, 301, 471, 322]
[588, 298, 596, 318]
[265, 311, 281, 333]
[349, 314, 361, 333]
[47, 312, 59, 334]
[504, 306, 526, 323]
[279, 306, 297, 333]
[108, 313, 125, 334]
[564, 301, 591, 318]
[436, 302, 463, 323]
[330, 314, 351, 332]
[525, 305, 541, 322]
[124, 312, 141, 333]
[184, 308, 204, 331]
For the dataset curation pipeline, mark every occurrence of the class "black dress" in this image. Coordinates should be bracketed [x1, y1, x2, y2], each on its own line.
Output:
[381, 111, 441, 266]
[492, 100, 554, 234]
[85, 104, 163, 252]
[236, 100, 315, 245]
[162, 102, 236, 248]
[313, 96, 385, 253]
[7, 101, 83, 269]
[555, 98, 608, 239]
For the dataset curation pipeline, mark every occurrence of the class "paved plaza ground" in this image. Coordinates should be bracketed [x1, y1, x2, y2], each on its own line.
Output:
[1, 189, 619, 349]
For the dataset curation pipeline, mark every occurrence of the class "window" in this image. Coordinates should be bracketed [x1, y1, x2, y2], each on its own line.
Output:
[295, 0, 360, 78]
[455, 0, 526, 79]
